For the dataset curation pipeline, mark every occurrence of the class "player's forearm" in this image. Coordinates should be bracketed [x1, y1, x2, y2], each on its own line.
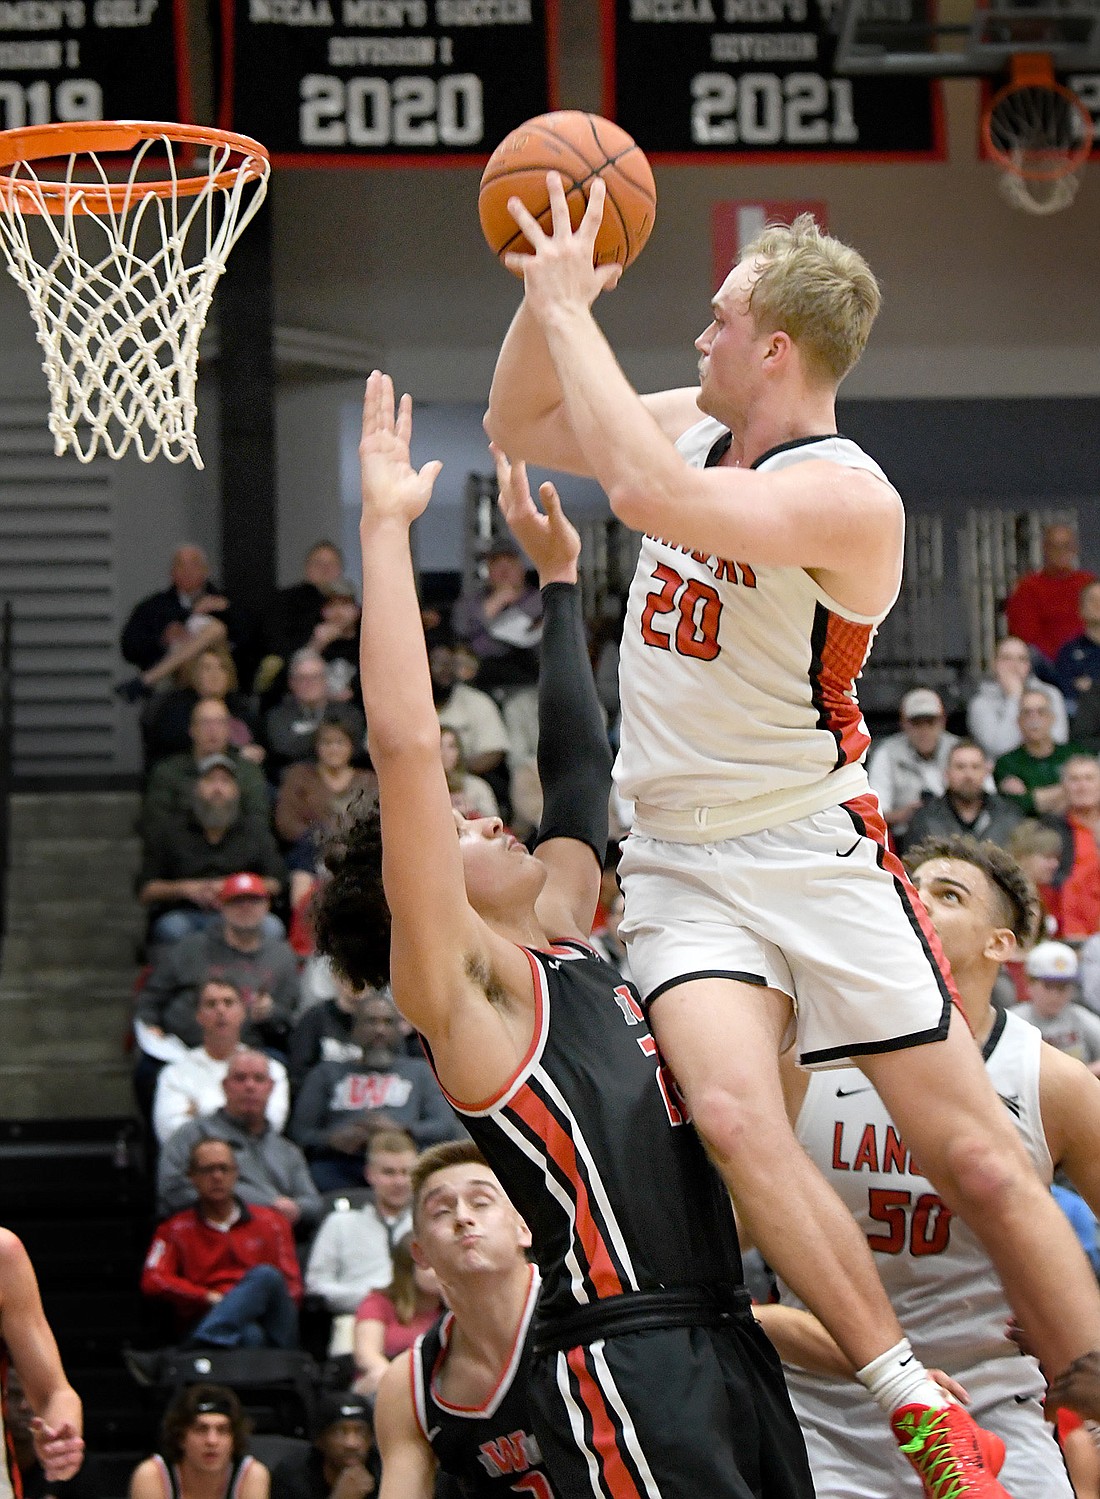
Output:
[486, 301, 568, 456]
[359, 518, 440, 762]
[538, 303, 686, 529]
[752, 1303, 854, 1377]
[35, 1384, 82, 1437]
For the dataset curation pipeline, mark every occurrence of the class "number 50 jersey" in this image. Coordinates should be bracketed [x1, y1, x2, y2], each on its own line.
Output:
[780, 1006, 1052, 1373]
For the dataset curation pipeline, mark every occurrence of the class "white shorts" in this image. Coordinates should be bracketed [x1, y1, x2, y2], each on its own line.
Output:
[618, 792, 958, 1069]
[784, 1359, 1072, 1499]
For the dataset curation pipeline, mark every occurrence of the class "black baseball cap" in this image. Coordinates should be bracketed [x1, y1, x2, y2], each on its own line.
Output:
[311, 1392, 372, 1438]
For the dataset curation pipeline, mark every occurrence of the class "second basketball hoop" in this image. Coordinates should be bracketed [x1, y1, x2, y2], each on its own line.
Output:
[0, 120, 270, 467]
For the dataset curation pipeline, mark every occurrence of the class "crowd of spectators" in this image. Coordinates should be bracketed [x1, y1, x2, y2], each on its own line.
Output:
[116, 535, 554, 1447]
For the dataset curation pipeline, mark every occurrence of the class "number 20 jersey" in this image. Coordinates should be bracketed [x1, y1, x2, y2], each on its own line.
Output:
[614, 417, 899, 829]
[779, 1007, 1052, 1376]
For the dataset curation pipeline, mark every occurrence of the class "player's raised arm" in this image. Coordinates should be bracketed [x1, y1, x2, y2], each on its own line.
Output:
[351, 373, 498, 1031]
[492, 447, 610, 939]
[0, 1229, 84, 1481]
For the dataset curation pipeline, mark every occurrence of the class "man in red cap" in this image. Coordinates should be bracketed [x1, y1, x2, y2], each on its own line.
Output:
[136, 870, 301, 1072]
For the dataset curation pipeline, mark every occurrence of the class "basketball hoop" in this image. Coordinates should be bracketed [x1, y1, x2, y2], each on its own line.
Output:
[982, 54, 1093, 215]
[0, 121, 270, 466]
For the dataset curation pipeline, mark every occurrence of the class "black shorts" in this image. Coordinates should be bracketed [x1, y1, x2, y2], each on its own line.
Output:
[528, 1312, 814, 1499]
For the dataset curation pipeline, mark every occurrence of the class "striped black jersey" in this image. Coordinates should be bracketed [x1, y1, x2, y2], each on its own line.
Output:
[411, 1266, 553, 1496]
[430, 941, 744, 1320]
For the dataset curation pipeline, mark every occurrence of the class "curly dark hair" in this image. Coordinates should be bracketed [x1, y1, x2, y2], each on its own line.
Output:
[160, 1383, 250, 1463]
[905, 834, 1041, 947]
[312, 791, 391, 990]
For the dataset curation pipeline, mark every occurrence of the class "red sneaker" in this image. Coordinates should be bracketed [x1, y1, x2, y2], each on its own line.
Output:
[890, 1403, 1013, 1497]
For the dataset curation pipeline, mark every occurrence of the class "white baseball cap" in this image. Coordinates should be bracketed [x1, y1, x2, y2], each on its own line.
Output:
[1025, 941, 1079, 981]
[901, 688, 945, 720]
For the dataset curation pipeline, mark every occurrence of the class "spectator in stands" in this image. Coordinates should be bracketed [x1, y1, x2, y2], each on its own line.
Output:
[1004, 522, 1096, 667]
[129, 1385, 268, 1499]
[1015, 941, 1100, 1076]
[451, 536, 542, 696]
[153, 984, 289, 1144]
[1007, 819, 1066, 939]
[1052, 755, 1100, 940]
[142, 645, 263, 770]
[429, 644, 509, 785]
[144, 698, 271, 833]
[904, 739, 1022, 848]
[995, 687, 1081, 815]
[439, 725, 498, 820]
[304, 1128, 417, 1337]
[118, 545, 255, 704]
[289, 993, 460, 1190]
[351, 1237, 441, 1400]
[269, 1393, 376, 1499]
[157, 1051, 322, 1228]
[866, 688, 957, 842]
[287, 973, 370, 1093]
[1055, 581, 1100, 713]
[264, 651, 365, 782]
[309, 578, 361, 706]
[262, 541, 346, 676]
[275, 719, 376, 849]
[139, 758, 286, 946]
[967, 635, 1069, 759]
[141, 1139, 301, 1348]
[137, 873, 300, 1060]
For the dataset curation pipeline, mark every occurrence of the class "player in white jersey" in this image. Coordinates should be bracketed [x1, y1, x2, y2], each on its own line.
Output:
[758, 832, 1100, 1495]
[484, 181, 1100, 1484]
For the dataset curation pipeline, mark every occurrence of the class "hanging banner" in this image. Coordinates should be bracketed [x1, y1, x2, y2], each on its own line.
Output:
[603, 0, 945, 162]
[221, 0, 557, 166]
[0, 0, 190, 130]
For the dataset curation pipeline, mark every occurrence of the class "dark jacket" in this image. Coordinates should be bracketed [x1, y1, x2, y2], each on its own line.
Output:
[904, 791, 1023, 851]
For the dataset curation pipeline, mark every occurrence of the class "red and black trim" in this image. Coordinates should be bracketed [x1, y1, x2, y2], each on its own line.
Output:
[561, 1344, 649, 1499]
[800, 793, 959, 1067]
[807, 602, 874, 774]
[503, 1073, 632, 1306]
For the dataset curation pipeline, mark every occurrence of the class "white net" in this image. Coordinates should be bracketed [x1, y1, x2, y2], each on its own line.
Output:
[986, 79, 1093, 216]
[0, 128, 270, 467]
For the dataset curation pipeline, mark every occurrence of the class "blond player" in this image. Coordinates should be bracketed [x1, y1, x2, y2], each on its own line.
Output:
[484, 179, 1100, 1490]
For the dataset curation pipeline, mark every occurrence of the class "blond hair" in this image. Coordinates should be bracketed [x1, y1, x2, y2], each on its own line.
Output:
[739, 213, 881, 386]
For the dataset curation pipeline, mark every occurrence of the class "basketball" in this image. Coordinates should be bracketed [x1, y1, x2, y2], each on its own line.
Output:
[478, 111, 656, 276]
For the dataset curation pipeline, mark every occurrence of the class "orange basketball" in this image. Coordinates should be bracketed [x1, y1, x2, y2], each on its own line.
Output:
[479, 111, 656, 277]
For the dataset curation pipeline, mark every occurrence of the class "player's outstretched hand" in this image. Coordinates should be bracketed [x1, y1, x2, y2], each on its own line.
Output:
[359, 370, 441, 529]
[928, 1370, 970, 1406]
[505, 172, 621, 314]
[491, 442, 579, 588]
[30, 1418, 84, 1481]
[1046, 1349, 1100, 1423]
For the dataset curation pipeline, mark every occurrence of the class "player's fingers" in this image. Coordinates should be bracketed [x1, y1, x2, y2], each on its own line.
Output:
[539, 481, 562, 519]
[379, 373, 396, 434]
[395, 390, 413, 446]
[417, 459, 443, 498]
[596, 262, 623, 293]
[579, 177, 608, 242]
[546, 171, 572, 236]
[506, 194, 546, 244]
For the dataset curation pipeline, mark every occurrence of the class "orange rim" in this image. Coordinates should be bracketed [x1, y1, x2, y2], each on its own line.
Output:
[982, 55, 1094, 180]
[0, 120, 269, 215]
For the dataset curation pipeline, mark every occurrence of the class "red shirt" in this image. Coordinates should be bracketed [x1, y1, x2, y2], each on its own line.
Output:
[1061, 816, 1100, 939]
[355, 1289, 439, 1360]
[1005, 568, 1096, 663]
[141, 1201, 302, 1323]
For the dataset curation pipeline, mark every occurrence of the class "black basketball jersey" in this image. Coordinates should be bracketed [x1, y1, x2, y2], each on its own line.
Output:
[429, 941, 744, 1321]
[412, 1266, 553, 1497]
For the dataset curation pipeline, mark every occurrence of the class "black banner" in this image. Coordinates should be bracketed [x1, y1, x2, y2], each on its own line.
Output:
[221, 0, 555, 165]
[605, 0, 945, 161]
[0, 0, 189, 130]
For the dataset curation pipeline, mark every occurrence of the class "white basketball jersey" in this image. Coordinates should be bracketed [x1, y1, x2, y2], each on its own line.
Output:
[780, 1007, 1052, 1374]
[614, 417, 898, 830]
